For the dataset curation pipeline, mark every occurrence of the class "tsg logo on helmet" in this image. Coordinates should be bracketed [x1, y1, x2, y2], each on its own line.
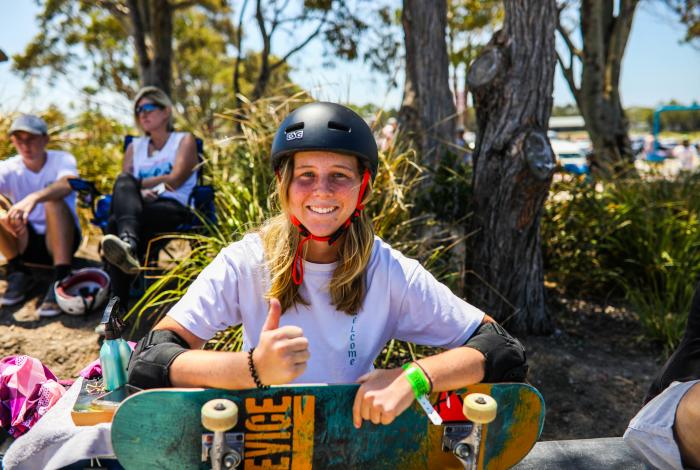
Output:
[286, 130, 304, 141]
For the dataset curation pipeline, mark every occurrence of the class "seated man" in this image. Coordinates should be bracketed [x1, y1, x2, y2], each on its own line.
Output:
[0, 114, 81, 317]
[624, 282, 700, 469]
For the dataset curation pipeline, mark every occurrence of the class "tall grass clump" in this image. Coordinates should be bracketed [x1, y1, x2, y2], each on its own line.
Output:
[543, 172, 700, 350]
[126, 94, 462, 360]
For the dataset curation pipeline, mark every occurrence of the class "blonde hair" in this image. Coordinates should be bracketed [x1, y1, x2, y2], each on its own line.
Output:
[259, 155, 375, 315]
[133, 86, 174, 132]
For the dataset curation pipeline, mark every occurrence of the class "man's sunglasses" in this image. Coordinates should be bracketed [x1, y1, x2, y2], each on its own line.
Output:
[135, 103, 163, 115]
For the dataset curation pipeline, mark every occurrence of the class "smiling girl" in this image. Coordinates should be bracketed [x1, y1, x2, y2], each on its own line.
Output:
[127, 102, 527, 428]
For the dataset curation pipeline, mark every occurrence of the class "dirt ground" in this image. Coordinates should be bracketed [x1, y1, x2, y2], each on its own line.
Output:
[0, 251, 663, 442]
[522, 291, 661, 440]
[0, 247, 105, 380]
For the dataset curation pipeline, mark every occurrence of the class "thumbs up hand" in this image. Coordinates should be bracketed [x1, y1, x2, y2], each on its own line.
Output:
[253, 298, 310, 385]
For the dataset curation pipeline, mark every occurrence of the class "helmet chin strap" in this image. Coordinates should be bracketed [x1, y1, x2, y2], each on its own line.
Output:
[290, 169, 371, 285]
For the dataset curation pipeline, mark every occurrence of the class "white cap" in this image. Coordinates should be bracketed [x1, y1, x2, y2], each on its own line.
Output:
[9, 114, 48, 136]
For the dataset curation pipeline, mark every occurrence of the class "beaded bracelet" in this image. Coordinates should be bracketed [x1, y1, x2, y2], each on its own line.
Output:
[248, 347, 270, 389]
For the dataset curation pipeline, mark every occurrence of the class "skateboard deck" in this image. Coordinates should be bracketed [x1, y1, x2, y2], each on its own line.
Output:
[111, 382, 544, 469]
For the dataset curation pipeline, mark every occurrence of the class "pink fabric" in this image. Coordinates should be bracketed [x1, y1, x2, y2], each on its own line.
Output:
[78, 359, 103, 380]
[0, 355, 66, 438]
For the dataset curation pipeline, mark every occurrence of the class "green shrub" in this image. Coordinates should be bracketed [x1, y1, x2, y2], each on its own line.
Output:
[543, 172, 700, 350]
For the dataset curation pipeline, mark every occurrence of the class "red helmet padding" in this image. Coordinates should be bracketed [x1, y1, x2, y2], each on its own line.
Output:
[56, 271, 109, 297]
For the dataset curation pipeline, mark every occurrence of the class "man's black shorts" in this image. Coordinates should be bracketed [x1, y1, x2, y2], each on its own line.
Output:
[22, 222, 82, 265]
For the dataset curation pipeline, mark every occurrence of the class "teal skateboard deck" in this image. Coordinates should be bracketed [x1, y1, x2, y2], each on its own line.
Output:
[111, 382, 544, 469]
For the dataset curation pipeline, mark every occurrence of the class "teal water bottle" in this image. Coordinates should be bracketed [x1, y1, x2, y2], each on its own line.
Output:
[99, 297, 132, 391]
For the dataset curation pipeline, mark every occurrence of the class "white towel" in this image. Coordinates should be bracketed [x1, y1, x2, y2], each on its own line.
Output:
[2, 377, 114, 470]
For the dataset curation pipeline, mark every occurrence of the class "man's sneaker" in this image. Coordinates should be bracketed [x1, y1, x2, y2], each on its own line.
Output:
[38, 284, 62, 318]
[0, 271, 34, 307]
[102, 234, 140, 275]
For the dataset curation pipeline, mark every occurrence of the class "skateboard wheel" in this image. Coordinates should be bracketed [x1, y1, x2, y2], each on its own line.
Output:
[463, 393, 497, 424]
[201, 399, 238, 432]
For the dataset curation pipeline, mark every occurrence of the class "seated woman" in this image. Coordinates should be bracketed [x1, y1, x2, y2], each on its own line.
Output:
[127, 102, 527, 427]
[101, 86, 198, 309]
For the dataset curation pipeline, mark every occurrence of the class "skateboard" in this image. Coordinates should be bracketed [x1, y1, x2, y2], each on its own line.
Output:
[111, 382, 544, 470]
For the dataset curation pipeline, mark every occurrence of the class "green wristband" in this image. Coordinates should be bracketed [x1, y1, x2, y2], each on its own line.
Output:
[402, 363, 431, 398]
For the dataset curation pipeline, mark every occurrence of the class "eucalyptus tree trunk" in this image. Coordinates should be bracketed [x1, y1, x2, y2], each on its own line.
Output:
[465, 0, 557, 335]
[232, 0, 250, 109]
[128, 0, 174, 95]
[558, 0, 638, 176]
[399, 0, 457, 168]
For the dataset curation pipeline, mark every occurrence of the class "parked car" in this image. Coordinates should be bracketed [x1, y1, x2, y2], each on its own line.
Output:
[551, 139, 589, 175]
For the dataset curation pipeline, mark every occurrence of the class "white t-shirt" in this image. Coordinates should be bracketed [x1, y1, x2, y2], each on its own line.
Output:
[0, 150, 79, 234]
[131, 132, 197, 207]
[168, 234, 485, 384]
[624, 380, 700, 470]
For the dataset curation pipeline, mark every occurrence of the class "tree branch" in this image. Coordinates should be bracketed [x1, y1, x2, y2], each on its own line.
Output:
[275, 13, 327, 26]
[94, 0, 129, 17]
[556, 50, 580, 106]
[277, 0, 292, 18]
[605, 0, 638, 87]
[127, 0, 150, 68]
[232, 0, 249, 103]
[270, 12, 328, 70]
[255, 0, 270, 55]
[94, 0, 131, 32]
[268, 0, 287, 35]
[556, 21, 581, 58]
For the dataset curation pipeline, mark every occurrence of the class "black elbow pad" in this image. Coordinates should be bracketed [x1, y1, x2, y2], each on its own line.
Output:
[463, 322, 528, 383]
[127, 329, 190, 389]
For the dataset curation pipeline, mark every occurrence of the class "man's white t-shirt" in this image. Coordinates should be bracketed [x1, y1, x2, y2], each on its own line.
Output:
[624, 380, 700, 470]
[0, 150, 79, 234]
[168, 234, 485, 384]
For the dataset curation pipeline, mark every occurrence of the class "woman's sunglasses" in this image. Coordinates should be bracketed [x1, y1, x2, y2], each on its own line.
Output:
[135, 103, 163, 115]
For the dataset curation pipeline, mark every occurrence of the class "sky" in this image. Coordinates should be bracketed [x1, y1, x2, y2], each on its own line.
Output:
[0, 1, 698, 119]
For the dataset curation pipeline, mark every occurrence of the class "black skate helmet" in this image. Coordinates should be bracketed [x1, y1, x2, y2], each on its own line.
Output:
[271, 102, 378, 178]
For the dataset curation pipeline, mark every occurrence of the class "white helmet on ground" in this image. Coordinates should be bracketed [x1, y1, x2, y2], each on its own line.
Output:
[55, 268, 111, 316]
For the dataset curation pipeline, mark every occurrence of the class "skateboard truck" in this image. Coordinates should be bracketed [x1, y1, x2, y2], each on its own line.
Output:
[201, 399, 244, 470]
[442, 393, 498, 470]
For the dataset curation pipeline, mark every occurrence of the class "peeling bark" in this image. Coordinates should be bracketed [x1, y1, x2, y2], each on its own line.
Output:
[465, 0, 557, 335]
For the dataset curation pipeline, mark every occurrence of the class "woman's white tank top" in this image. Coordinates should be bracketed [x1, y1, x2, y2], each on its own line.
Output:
[131, 132, 197, 207]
